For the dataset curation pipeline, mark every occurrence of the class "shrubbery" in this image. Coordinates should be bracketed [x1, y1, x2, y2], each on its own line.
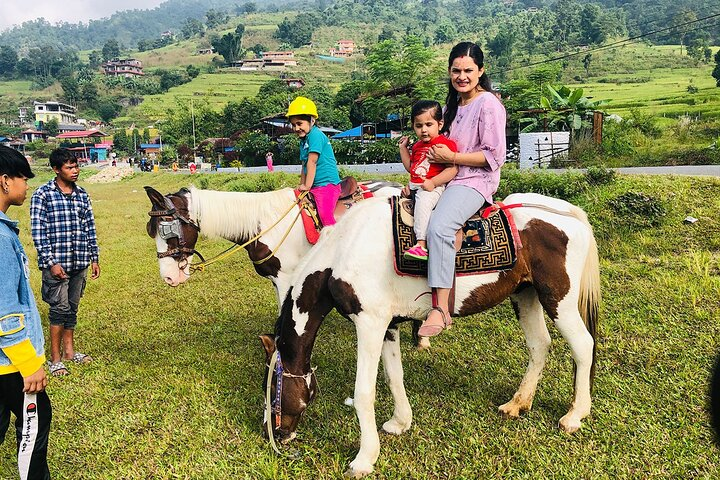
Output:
[498, 170, 588, 200]
[609, 191, 666, 227]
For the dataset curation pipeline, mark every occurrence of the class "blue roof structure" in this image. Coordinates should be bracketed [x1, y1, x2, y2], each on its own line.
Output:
[331, 125, 362, 139]
[140, 143, 162, 149]
[0, 136, 9, 143]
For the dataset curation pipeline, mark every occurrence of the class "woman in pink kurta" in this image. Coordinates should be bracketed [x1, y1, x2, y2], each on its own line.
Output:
[418, 41, 507, 337]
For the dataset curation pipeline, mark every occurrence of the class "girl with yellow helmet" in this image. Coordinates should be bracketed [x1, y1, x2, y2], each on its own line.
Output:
[286, 96, 342, 226]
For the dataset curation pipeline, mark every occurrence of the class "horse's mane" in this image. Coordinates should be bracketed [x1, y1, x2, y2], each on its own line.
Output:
[188, 186, 296, 240]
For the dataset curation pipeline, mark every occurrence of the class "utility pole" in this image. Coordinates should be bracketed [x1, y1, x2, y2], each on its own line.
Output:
[191, 98, 196, 152]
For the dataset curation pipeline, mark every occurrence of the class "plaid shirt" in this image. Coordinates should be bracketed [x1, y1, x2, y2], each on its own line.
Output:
[30, 180, 99, 271]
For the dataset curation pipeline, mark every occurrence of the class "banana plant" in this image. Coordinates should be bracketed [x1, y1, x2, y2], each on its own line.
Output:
[520, 85, 608, 134]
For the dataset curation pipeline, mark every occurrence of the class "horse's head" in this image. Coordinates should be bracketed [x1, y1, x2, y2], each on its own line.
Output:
[259, 334, 318, 443]
[145, 186, 201, 287]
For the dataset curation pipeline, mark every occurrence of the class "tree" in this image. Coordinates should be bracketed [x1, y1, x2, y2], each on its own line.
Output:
[137, 39, 153, 52]
[182, 18, 205, 39]
[112, 129, 131, 153]
[238, 2, 257, 14]
[205, 9, 229, 29]
[81, 81, 99, 106]
[583, 53, 592, 76]
[274, 15, 319, 47]
[88, 50, 103, 69]
[211, 26, 244, 65]
[60, 76, 80, 104]
[579, 4, 606, 45]
[712, 50, 720, 87]
[44, 118, 59, 136]
[186, 64, 200, 79]
[0, 45, 18, 76]
[102, 40, 121, 61]
[96, 98, 121, 123]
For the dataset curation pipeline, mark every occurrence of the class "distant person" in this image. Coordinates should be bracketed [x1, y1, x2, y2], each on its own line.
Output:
[30, 148, 99, 377]
[286, 96, 341, 226]
[171, 161, 179, 172]
[0, 145, 52, 480]
[189, 161, 197, 174]
[265, 151, 274, 172]
[398, 100, 458, 261]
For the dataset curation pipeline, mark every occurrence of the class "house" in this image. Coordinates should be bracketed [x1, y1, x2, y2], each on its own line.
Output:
[230, 56, 297, 71]
[103, 58, 144, 77]
[330, 39, 355, 58]
[34, 101, 77, 125]
[21, 129, 49, 143]
[231, 58, 264, 71]
[284, 78, 305, 89]
[161, 30, 173, 38]
[56, 130, 109, 160]
[261, 51, 295, 60]
[197, 47, 215, 55]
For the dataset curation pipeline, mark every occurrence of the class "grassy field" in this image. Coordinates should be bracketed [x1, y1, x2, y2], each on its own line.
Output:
[0, 168, 718, 478]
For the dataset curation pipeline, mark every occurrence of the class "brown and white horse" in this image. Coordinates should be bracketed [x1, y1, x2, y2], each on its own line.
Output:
[145, 182, 401, 308]
[260, 192, 600, 477]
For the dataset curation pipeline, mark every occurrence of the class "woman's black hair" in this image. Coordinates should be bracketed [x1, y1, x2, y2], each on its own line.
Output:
[49, 148, 77, 170]
[0, 145, 35, 179]
[411, 100, 443, 123]
[441, 41, 493, 134]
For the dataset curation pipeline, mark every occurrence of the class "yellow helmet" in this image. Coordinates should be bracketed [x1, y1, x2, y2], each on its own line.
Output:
[286, 96, 318, 118]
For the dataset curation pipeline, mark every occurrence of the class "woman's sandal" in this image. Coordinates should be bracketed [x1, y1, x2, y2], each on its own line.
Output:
[418, 307, 452, 337]
[67, 352, 93, 364]
[48, 361, 70, 377]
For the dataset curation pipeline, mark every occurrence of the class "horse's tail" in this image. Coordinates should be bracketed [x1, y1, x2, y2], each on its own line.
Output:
[569, 205, 600, 387]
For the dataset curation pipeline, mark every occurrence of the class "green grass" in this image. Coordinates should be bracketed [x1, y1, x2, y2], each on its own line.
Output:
[1, 169, 718, 478]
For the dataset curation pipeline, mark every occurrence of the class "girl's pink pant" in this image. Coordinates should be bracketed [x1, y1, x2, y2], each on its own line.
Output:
[311, 183, 341, 226]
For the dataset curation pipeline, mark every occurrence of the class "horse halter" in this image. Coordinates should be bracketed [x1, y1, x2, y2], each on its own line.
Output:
[264, 349, 316, 456]
[148, 203, 205, 264]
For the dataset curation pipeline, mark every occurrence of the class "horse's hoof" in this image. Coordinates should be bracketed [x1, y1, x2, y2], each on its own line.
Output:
[498, 401, 523, 418]
[416, 337, 431, 351]
[344, 461, 373, 478]
[382, 418, 411, 435]
[559, 415, 582, 433]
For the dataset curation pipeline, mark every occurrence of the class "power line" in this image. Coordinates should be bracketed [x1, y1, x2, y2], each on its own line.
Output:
[497, 10, 720, 75]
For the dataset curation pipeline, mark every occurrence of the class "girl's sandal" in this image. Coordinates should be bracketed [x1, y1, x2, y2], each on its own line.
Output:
[418, 307, 452, 337]
[48, 361, 70, 377]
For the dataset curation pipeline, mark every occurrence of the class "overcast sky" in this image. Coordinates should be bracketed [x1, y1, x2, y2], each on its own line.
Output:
[0, 0, 167, 32]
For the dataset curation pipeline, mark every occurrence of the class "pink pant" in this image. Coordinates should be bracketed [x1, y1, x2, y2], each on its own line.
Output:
[312, 183, 341, 226]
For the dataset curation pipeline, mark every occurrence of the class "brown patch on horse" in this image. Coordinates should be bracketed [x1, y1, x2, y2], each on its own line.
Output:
[328, 276, 362, 316]
[522, 219, 571, 319]
[245, 240, 282, 277]
[458, 219, 570, 318]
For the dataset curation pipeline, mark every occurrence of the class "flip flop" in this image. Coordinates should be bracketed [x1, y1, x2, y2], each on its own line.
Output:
[48, 361, 70, 377]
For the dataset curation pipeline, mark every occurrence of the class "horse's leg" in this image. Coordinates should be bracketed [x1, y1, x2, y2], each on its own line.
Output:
[411, 320, 431, 350]
[549, 297, 594, 433]
[380, 326, 412, 435]
[346, 315, 389, 478]
[500, 287, 552, 418]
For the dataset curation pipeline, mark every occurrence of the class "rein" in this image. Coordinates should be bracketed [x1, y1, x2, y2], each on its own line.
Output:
[264, 349, 316, 457]
[148, 207, 205, 263]
[190, 191, 309, 273]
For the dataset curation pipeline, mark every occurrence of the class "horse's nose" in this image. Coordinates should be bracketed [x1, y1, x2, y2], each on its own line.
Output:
[164, 276, 179, 287]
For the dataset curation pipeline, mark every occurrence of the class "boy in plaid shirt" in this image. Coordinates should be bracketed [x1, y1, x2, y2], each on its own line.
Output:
[30, 149, 100, 377]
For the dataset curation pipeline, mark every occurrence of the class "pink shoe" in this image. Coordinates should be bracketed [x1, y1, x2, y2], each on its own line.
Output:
[404, 244, 428, 261]
[418, 307, 452, 337]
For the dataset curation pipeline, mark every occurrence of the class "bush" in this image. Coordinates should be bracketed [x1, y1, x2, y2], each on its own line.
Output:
[234, 132, 275, 167]
[625, 109, 662, 138]
[602, 120, 635, 156]
[331, 140, 363, 164]
[498, 170, 588, 200]
[358, 139, 398, 164]
[585, 165, 616, 185]
[608, 191, 666, 227]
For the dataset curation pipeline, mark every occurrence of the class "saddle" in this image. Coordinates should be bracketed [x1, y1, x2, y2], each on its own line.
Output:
[391, 196, 521, 278]
[297, 176, 374, 244]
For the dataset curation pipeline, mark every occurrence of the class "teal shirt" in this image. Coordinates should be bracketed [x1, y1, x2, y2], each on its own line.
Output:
[300, 126, 341, 187]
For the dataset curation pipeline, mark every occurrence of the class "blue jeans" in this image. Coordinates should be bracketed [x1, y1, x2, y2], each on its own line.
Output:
[41, 268, 87, 329]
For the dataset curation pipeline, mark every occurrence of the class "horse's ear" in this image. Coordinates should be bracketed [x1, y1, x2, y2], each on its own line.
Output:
[259, 334, 276, 359]
[144, 186, 166, 207]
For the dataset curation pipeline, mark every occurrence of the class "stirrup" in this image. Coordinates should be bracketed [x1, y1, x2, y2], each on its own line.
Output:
[418, 307, 452, 337]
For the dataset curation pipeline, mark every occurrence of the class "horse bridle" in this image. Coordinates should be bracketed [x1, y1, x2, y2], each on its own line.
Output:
[148, 202, 205, 264]
[264, 348, 316, 456]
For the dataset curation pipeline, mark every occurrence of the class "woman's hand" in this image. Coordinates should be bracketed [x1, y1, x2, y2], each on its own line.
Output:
[298, 184, 311, 192]
[427, 144, 454, 164]
[421, 179, 435, 191]
[401, 185, 411, 197]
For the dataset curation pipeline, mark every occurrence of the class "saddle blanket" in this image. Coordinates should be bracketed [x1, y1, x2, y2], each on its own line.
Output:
[297, 178, 374, 245]
[390, 196, 520, 277]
